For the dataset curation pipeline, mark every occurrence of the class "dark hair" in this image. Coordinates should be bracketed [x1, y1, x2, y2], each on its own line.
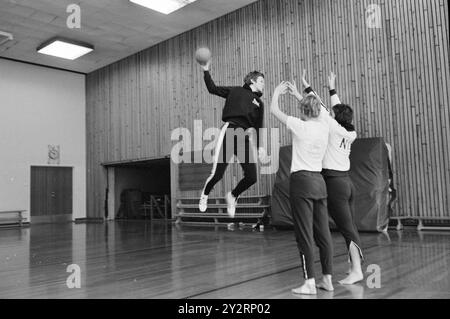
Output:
[244, 71, 264, 85]
[333, 104, 354, 128]
[300, 94, 321, 119]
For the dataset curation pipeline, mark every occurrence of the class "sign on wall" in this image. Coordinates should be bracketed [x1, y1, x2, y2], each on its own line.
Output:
[48, 145, 60, 165]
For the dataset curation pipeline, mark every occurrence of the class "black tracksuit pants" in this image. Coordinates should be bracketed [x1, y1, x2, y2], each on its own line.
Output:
[203, 123, 257, 198]
[289, 171, 334, 280]
[322, 170, 363, 261]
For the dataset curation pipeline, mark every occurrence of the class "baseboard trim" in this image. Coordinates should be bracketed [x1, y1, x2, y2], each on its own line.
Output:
[74, 218, 105, 224]
[31, 214, 72, 224]
[0, 222, 30, 228]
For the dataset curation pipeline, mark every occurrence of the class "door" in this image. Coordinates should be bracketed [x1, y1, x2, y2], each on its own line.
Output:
[30, 167, 73, 223]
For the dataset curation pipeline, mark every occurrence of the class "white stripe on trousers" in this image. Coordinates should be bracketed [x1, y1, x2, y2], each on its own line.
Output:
[301, 254, 308, 279]
[201, 122, 230, 195]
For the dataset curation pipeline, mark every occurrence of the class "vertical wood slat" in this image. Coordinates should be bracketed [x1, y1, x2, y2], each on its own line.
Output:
[86, 0, 449, 220]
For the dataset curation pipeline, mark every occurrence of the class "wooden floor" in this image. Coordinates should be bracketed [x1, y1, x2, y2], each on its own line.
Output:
[0, 221, 449, 299]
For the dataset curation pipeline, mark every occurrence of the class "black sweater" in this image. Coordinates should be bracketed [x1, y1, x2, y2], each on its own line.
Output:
[203, 71, 264, 147]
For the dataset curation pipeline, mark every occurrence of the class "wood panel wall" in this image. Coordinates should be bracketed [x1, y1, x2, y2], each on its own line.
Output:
[86, 0, 449, 219]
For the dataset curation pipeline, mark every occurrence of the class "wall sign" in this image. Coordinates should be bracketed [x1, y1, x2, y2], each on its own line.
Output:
[48, 145, 61, 165]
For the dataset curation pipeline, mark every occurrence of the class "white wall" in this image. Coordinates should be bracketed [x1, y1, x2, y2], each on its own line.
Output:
[0, 59, 86, 221]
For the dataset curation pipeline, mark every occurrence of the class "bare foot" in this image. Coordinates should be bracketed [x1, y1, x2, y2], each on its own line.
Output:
[316, 275, 334, 291]
[292, 279, 317, 295]
[339, 271, 364, 285]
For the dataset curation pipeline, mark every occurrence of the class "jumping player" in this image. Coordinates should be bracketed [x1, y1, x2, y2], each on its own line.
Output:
[198, 59, 266, 217]
[271, 80, 334, 295]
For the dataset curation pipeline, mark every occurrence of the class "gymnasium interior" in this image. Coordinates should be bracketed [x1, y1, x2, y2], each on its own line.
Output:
[0, 0, 449, 299]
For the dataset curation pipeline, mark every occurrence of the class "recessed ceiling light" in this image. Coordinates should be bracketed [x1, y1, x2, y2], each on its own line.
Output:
[130, 0, 197, 15]
[37, 38, 94, 60]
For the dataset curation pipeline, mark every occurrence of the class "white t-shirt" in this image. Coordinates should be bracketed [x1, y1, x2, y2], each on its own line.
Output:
[322, 120, 357, 171]
[286, 111, 330, 173]
[321, 95, 357, 171]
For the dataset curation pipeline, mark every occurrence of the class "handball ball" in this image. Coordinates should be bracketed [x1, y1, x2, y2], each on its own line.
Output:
[195, 47, 212, 65]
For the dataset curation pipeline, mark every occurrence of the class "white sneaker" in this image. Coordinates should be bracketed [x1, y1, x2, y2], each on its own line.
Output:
[199, 193, 208, 212]
[226, 192, 238, 218]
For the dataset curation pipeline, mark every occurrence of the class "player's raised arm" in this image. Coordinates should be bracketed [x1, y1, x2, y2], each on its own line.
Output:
[301, 69, 330, 112]
[328, 71, 341, 107]
[301, 69, 317, 97]
[270, 82, 290, 125]
[201, 60, 232, 98]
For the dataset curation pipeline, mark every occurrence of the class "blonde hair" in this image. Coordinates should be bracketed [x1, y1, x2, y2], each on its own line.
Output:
[300, 94, 321, 119]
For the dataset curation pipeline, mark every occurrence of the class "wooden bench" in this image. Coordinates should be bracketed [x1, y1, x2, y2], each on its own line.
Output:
[176, 152, 270, 228]
[175, 195, 270, 227]
[0, 210, 27, 227]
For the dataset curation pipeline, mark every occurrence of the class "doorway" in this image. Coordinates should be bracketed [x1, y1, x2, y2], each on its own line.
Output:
[105, 158, 171, 221]
[30, 166, 73, 223]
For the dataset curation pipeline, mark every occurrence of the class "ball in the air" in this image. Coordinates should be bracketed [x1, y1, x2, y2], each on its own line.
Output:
[195, 47, 212, 65]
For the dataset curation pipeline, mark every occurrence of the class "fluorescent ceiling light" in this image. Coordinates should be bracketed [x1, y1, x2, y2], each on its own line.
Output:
[37, 38, 94, 60]
[0, 30, 13, 45]
[130, 0, 197, 14]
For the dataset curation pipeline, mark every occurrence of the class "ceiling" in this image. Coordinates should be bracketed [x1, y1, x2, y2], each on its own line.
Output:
[0, 0, 258, 73]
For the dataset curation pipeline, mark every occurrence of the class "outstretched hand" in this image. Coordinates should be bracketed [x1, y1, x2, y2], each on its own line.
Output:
[274, 81, 289, 96]
[286, 81, 301, 98]
[301, 69, 310, 88]
[200, 59, 211, 71]
[328, 71, 336, 90]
